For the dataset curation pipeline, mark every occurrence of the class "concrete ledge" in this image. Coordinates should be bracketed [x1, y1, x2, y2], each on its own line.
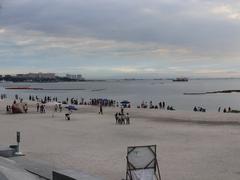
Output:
[53, 170, 103, 180]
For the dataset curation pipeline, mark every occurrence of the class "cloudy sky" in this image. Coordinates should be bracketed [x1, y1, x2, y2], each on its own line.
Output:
[0, 0, 240, 78]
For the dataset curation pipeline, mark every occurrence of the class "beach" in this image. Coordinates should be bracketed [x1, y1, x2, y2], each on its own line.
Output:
[0, 99, 240, 179]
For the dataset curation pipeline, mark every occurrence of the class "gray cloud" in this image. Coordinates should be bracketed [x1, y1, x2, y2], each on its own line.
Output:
[0, 0, 240, 77]
[1, 0, 240, 55]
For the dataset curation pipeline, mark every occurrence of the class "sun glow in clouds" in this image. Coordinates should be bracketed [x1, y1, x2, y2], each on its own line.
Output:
[211, 4, 240, 20]
[0, 28, 5, 33]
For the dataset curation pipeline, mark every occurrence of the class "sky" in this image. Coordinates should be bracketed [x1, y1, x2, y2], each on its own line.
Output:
[0, 0, 240, 79]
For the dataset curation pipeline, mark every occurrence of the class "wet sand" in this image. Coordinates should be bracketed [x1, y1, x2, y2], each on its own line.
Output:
[0, 99, 240, 180]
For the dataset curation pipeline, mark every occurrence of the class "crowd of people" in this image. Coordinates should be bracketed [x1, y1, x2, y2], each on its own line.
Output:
[115, 108, 130, 125]
[29, 95, 58, 104]
[91, 98, 116, 107]
[4, 93, 240, 117]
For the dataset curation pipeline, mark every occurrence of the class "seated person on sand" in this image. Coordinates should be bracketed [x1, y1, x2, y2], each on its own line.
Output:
[6, 105, 11, 113]
[193, 106, 198, 112]
[167, 106, 175, 111]
[65, 111, 72, 120]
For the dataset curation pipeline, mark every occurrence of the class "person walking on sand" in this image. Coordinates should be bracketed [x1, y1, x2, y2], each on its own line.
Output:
[126, 113, 130, 124]
[218, 107, 221, 112]
[99, 104, 103, 114]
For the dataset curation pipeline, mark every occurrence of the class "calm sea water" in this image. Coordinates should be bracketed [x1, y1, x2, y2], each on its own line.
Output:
[1, 79, 240, 112]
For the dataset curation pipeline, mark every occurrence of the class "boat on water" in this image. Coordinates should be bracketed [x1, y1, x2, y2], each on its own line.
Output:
[5, 86, 43, 90]
[172, 77, 189, 82]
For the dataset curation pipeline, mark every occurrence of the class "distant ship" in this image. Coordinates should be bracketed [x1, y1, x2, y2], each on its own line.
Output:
[5, 86, 43, 90]
[172, 77, 189, 82]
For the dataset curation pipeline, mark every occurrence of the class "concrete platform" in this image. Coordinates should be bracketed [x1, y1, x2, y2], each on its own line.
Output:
[0, 157, 39, 180]
[11, 156, 55, 179]
[0, 145, 15, 158]
[11, 156, 104, 180]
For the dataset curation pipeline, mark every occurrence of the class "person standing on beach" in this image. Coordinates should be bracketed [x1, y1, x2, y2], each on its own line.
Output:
[115, 112, 118, 124]
[99, 104, 103, 114]
[37, 103, 40, 112]
[59, 104, 62, 112]
[159, 102, 162, 109]
[121, 107, 124, 115]
[228, 107, 231, 112]
[126, 113, 130, 124]
[54, 104, 58, 112]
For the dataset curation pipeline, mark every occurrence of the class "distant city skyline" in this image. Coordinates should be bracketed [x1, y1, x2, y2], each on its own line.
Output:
[0, 0, 240, 78]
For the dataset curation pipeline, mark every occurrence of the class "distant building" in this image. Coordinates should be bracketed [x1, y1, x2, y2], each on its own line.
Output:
[16, 73, 56, 79]
[66, 74, 84, 80]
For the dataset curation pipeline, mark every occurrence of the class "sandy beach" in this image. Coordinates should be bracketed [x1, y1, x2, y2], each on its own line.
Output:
[0, 99, 240, 180]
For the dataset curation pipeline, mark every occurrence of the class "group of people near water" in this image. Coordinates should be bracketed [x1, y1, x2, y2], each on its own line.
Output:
[36, 103, 46, 113]
[54, 104, 63, 112]
[29, 95, 58, 104]
[193, 106, 206, 112]
[193, 106, 235, 113]
[137, 101, 175, 111]
[115, 108, 130, 125]
[91, 98, 116, 107]
[218, 106, 234, 113]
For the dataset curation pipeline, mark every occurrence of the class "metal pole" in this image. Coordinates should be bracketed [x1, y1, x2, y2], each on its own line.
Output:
[16, 131, 20, 153]
[15, 131, 23, 155]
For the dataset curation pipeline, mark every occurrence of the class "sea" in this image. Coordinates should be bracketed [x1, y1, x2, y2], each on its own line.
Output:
[1, 79, 240, 112]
